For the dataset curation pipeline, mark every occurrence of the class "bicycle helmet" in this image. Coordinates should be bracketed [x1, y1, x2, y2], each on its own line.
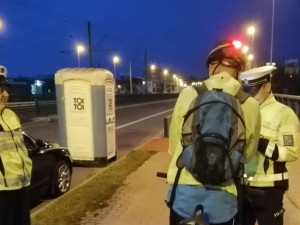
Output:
[207, 40, 246, 73]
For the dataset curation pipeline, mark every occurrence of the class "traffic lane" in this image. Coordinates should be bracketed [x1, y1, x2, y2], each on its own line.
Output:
[23, 100, 175, 186]
[22, 99, 176, 144]
[28, 101, 174, 212]
[116, 109, 173, 154]
[115, 100, 175, 127]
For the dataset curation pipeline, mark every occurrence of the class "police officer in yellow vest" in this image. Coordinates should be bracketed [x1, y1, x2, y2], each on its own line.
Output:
[241, 65, 300, 225]
[167, 40, 261, 225]
[0, 65, 32, 225]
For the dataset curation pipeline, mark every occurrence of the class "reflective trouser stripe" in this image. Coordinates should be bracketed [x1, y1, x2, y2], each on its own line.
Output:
[0, 142, 19, 152]
[252, 172, 288, 182]
[0, 176, 30, 186]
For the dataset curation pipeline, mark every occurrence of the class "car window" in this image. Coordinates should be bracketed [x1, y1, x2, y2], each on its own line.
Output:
[23, 135, 36, 150]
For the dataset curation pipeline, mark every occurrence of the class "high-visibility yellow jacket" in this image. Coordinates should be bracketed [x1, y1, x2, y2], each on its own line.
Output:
[167, 72, 261, 196]
[0, 106, 32, 191]
[245, 94, 300, 189]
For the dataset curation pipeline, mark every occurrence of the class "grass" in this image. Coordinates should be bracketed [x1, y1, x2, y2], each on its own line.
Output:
[31, 150, 156, 225]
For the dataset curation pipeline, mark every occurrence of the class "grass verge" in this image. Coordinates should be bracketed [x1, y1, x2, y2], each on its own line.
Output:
[31, 150, 156, 225]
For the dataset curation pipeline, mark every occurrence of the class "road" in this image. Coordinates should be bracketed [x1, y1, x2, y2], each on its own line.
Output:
[25, 99, 176, 211]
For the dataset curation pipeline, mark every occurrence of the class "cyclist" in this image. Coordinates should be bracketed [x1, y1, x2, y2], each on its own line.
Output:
[166, 40, 261, 225]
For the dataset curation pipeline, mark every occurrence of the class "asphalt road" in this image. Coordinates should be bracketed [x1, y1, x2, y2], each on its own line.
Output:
[25, 99, 176, 211]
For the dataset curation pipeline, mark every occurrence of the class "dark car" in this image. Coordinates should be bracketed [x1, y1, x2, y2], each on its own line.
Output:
[23, 132, 73, 201]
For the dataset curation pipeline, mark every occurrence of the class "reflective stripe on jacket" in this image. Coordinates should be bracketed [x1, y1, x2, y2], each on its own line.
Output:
[167, 72, 261, 196]
[245, 94, 300, 188]
[0, 107, 32, 190]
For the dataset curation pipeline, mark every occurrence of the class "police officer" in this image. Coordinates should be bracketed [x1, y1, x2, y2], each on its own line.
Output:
[241, 65, 300, 225]
[0, 65, 32, 225]
[167, 40, 261, 225]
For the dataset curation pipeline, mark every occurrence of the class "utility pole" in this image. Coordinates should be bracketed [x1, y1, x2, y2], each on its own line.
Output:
[88, 22, 94, 67]
[144, 50, 148, 93]
[129, 62, 133, 94]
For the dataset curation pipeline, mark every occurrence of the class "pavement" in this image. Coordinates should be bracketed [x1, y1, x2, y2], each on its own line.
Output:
[78, 137, 300, 225]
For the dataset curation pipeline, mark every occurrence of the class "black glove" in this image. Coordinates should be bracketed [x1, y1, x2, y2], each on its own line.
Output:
[258, 138, 279, 161]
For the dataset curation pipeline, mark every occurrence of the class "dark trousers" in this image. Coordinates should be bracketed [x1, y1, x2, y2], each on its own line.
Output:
[0, 187, 31, 225]
[243, 187, 284, 225]
[170, 208, 234, 225]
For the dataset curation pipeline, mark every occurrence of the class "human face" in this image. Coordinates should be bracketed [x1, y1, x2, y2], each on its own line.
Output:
[0, 87, 9, 106]
[253, 83, 271, 105]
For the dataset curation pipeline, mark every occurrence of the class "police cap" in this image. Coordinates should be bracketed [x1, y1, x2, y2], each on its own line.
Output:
[241, 66, 276, 87]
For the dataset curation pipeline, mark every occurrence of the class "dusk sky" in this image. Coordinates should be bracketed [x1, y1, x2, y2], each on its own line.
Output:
[1, 0, 300, 79]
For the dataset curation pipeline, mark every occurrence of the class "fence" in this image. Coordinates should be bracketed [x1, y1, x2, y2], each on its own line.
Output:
[274, 94, 300, 118]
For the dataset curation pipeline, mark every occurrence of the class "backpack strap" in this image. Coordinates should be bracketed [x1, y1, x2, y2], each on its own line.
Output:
[235, 89, 250, 104]
[193, 84, 208, 95]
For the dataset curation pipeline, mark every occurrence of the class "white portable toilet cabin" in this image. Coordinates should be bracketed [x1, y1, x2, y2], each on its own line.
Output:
[55, 68, 116, 161]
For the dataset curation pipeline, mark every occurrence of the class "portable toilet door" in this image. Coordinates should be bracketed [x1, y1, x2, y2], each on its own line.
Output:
[64, 79, 94, 160]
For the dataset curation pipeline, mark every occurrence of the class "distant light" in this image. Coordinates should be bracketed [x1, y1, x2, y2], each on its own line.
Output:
[173, 74, 177, 79]
[248, 54, 254, 61]
[0, 19, 3, 30]
[232, 40, 242, 49]
[35, 80, 43, 87]
[242, 46, 249, 54]
[77, 44, 85, 53]
[113, 56, 120, 64]
[163, 69, 169, 76]
[142, 81, 146, 85]
[150, 64, 156, 71]
[118, 85, 122, 89]
[247, 26, 256, 35]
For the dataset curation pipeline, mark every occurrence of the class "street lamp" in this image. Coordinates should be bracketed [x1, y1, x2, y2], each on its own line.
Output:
[150, 64, 156, 93]
[112, 56, 120, 79]
[76, 44, 85, 67]
[270, 0, 275, 63]
[242, 46, 249, 54]
[248, 54, 254, 61]
[0, 19, 4, 31]
[163, 69, 168, 93]
[247, 26, 256, 55]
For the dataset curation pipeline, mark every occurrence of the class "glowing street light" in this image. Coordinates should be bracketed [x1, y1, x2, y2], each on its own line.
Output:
[247, 26, 256, 55]
[0, 19, 4, 31]
[248, 54, 254, 61]
[163, 69, 168, 93]
[150, 64, 156, 71]
[112, 55, 120, 78]
[242, 46, 249, 54]
[76, 44, 85, 67]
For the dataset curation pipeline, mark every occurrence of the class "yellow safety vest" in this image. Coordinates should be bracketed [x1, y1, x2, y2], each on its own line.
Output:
[0, 106, 32, 191]
[245, 94, 300, 188]
[167, 72, 261, 196]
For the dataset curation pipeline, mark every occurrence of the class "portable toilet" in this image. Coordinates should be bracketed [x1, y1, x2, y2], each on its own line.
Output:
[55, 68, 116, 161]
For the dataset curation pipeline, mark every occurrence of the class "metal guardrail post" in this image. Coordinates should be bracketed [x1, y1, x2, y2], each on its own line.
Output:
[164, 115, 172, 137]
[35, 98, 40, 115]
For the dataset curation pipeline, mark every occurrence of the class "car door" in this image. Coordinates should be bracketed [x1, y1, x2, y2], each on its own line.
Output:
[24, 134, 55, 200]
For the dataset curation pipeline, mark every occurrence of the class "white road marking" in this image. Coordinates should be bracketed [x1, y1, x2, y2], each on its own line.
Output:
[116, 109, 173, 130]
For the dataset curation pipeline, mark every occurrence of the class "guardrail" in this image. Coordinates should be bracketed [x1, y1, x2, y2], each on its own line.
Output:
[8, 100, 56, 109]
[274, 93, 300, 118]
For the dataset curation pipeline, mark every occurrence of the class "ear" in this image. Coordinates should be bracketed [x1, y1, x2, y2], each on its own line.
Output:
[265, 82, 272, 92]
[208, 64, 213, 76]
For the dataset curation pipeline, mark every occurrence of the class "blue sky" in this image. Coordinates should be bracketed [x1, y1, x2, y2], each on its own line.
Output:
[1, 0, 300, 79]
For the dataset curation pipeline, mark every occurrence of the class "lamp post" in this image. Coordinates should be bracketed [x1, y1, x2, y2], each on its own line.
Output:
[150, 64, 156, 93]
[247, 26, 256, 56]
[76, 44, 85, 67]
[163, 69, 168, 93]
[0, 19, 4, 31]
[270, 0, 275, 63]
[112, 56, 120, 79]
